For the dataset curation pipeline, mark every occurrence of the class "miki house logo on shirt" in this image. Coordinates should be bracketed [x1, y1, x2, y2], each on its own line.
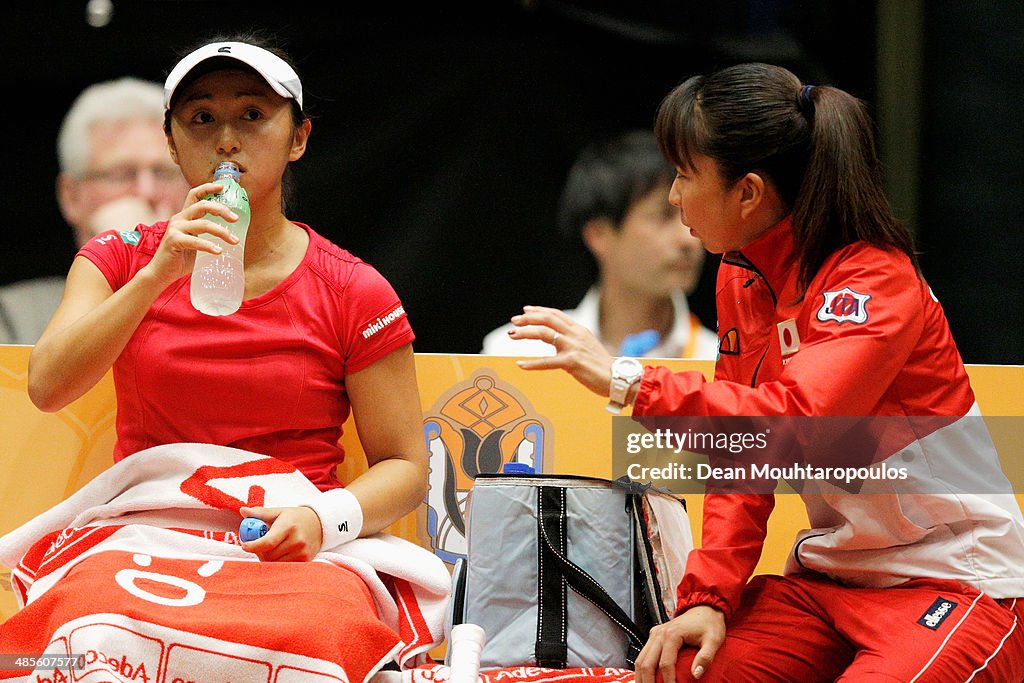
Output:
[917, 597, 957, 630]
[361, 305, 406, 339]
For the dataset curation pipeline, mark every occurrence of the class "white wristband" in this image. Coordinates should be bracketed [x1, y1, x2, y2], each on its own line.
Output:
[305, 487, 363, 551]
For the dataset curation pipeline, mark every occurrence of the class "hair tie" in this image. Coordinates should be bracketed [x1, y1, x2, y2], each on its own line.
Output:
[799, 84, 816, 114]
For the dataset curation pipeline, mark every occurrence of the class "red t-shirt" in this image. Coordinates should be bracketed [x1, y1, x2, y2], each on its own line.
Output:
[78, 222, 415, 490]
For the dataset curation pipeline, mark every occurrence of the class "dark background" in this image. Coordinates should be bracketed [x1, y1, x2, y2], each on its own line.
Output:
[1, 1, 1021, 363]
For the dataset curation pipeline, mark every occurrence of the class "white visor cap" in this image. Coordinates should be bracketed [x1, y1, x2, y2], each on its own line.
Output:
[163, 41, 303, 111]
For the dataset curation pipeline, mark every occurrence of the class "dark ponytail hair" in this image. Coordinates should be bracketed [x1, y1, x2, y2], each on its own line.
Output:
[655, 62, 917, 291]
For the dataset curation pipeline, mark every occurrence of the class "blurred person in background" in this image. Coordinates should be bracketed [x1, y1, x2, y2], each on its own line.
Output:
[0, 77, 188, 344]
[481, 129, 718, 360]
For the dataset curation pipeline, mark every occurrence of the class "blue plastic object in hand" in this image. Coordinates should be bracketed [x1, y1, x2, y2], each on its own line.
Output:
[239, 517, 269, 542]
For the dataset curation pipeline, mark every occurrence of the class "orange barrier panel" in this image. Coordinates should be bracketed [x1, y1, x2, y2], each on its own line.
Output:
[2, 345, 1021, 623]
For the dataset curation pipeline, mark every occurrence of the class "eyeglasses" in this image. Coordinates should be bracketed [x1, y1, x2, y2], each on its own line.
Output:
[81, 165, 184, 188]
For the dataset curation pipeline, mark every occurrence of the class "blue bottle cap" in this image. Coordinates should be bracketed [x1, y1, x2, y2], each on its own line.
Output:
[503, 462, 535, 475]
[620, 329, 661, 357]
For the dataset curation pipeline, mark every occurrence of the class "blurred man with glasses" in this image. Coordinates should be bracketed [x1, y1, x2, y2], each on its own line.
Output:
[0, 78, 187, 344]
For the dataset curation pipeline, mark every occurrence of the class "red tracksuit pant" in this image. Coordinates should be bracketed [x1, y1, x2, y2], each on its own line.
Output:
[673, 574, 1024, 682]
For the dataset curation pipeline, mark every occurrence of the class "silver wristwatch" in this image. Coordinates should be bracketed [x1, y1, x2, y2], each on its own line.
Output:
[606, 357, 644, 414]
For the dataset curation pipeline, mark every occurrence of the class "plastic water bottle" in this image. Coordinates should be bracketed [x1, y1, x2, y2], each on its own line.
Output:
[447, 623, 486, 683]
[190, 161, 250, 316]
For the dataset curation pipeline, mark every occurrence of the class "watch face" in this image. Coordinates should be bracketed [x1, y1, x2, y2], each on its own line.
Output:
[613, 357, 644, 381]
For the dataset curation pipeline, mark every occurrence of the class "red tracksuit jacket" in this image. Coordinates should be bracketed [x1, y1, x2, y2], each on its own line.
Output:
[633, 217, 1024, 619]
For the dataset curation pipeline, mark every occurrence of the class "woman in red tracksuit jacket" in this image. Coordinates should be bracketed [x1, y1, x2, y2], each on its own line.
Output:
[508, 62, 1024, 682]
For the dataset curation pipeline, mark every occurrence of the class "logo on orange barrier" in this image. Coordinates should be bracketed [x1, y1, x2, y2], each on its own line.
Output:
[421, 370, 553, 564]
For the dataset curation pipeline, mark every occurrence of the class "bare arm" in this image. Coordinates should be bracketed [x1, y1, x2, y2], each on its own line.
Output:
[28, 182, 239, 412]
[240, 343, 426, 561]
[344, 343, 428, 534]
[29, 257, 163, 411]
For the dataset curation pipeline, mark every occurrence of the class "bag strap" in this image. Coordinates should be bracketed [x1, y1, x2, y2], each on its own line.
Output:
[535, 485, 647, 667]
[535, 486, 569, 667]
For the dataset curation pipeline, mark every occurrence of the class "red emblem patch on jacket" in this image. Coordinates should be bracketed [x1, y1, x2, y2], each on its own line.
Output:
[817, 287, 871, 324]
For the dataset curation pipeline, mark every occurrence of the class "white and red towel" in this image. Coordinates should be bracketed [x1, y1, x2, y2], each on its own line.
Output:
[0, 443, 451, 683]
[399, 664, 636, 683]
